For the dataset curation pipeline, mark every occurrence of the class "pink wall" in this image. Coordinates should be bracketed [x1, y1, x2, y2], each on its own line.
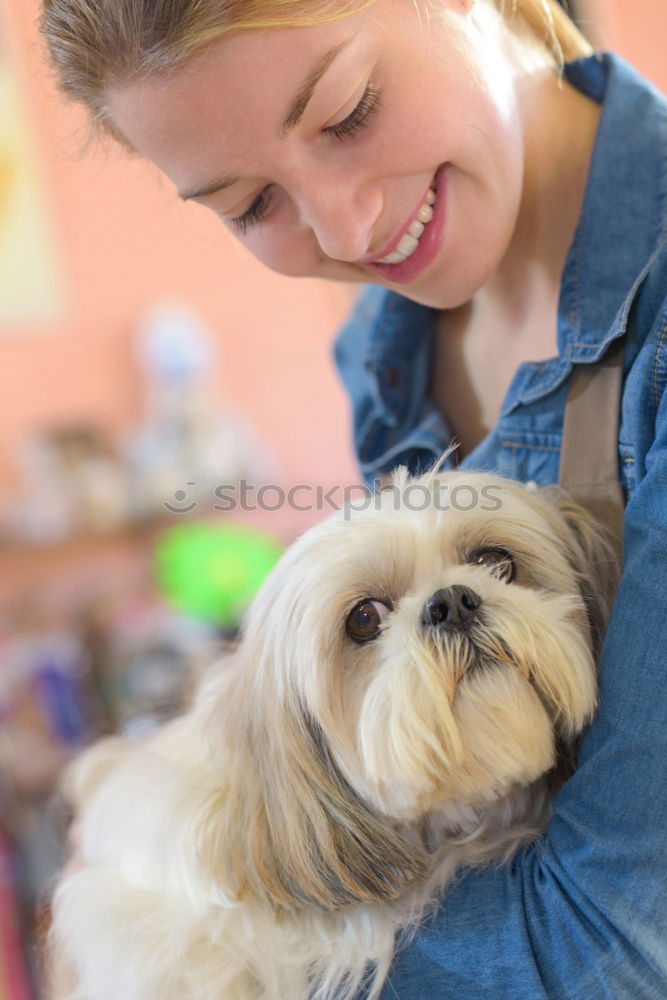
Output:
[583, 0, 666, 90]
[0, 0, 664, 512]
[0, 0, 359, 505]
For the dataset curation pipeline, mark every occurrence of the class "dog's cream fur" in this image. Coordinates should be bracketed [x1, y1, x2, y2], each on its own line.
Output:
[47, 469, 619, 1000]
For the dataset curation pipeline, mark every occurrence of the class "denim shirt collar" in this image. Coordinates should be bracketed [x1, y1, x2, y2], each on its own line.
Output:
[559, 54, 667, 359]
[348, 52, 667, 426]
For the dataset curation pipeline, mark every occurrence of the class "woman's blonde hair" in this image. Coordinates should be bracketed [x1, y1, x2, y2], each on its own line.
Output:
[39, 0, 593, 152]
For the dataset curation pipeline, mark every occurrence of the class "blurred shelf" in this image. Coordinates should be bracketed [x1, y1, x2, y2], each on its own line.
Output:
[0, 518, 165, 563]
[0, 517, 181, 610]
[0, 519, 151, 556]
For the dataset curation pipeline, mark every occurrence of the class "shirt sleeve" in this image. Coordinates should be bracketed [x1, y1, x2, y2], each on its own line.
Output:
[369, 353, 667, 999]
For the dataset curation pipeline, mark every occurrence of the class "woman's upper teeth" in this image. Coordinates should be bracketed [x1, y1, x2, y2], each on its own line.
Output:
[376, 187, 436, 265]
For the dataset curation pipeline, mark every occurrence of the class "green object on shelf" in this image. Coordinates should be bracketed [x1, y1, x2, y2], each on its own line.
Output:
[154, 521, 282, 626]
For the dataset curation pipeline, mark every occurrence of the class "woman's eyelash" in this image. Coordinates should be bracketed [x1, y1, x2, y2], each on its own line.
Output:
[324, 84, 380, 141]
[228, 188, 273, 236]
[228, 85, 380, 235]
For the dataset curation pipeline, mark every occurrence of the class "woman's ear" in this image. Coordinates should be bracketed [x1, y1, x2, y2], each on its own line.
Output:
[194, 647, 427, 913]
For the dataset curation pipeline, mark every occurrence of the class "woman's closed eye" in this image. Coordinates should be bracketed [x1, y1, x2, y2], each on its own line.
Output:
[228, 187, 274, 236]
[227, 84, 381, 236]
[323, 82, 380, 141]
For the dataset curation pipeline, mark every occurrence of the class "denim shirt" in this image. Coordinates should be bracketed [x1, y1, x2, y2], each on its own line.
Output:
[334, 53, 667, 999]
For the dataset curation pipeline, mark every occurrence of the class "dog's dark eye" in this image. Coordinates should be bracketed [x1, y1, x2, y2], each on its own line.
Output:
[346, 599, 392, 643]
[469, 547, 516, 583]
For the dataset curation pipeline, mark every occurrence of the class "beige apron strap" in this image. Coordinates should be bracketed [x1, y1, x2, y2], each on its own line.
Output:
[559, 336, 626, 557]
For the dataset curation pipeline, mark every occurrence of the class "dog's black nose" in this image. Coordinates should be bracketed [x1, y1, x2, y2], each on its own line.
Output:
[421, 586, 482, 631]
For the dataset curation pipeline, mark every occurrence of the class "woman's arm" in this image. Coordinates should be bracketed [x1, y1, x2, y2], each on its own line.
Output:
[371, 352, 667, 1000]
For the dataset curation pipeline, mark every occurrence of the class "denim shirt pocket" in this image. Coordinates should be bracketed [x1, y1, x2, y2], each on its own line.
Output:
[466, 429, 563, 486]
[490, 415, 637, 501]
[490, 420, 636, 500]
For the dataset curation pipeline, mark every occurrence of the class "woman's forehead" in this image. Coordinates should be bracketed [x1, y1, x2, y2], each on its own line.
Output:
[104, 14, 373, 189]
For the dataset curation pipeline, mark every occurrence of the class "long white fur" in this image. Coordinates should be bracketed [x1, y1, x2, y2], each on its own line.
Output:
[47, 469, 618, 1000]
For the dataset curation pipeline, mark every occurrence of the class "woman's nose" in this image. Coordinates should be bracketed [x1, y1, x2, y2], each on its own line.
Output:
[294, 180, 382, 263]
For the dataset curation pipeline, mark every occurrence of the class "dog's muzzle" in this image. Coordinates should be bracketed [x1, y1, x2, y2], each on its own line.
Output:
[421, 585, 482, 632]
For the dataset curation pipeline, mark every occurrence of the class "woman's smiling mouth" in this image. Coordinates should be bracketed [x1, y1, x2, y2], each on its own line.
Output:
[365, 165, 448, 284]
[374, 186, 436, 264]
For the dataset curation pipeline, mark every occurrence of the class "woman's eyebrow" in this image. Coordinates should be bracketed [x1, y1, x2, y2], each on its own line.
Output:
[279, 38, 352, 137]
[178, 38, 352, 202]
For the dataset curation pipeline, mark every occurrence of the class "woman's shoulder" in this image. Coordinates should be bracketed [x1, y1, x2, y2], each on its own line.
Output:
[563, 51, 667, 380]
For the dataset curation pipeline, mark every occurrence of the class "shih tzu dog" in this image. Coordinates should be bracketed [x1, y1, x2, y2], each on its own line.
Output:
[47, 468, 619, 1000]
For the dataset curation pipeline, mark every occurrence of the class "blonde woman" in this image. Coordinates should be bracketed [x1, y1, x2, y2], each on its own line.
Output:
[40, 2, 667, 997]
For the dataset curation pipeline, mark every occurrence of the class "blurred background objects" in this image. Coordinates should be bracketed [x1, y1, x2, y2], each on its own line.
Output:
[0, 1, 664, 996]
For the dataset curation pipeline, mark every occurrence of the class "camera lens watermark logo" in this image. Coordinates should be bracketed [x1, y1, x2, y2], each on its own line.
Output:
[163, 482, 198, 514]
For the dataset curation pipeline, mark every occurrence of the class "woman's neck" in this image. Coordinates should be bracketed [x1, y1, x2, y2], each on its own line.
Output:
[431, 65, 603, 459]
[477, 66, 602, 329]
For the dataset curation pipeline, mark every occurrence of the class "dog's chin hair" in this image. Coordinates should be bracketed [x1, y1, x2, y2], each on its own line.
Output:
[47, 469, 619, 1000]
[356, 663, 557, 823]
[353, 590, 596, 822]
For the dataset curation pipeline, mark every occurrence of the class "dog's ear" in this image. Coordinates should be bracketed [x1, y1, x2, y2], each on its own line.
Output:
[194, 654, 427, 912]
[543, 488, 621, 661]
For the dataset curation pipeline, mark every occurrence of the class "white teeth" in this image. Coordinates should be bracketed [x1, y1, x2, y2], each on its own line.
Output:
[396, 232, 419, 257]
[380, 249, 408, 264]
[376, 186, 436, 265]
[417, 203, 434, 224]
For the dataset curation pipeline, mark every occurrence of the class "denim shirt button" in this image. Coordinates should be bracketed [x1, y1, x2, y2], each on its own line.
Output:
[385, 367, 401, 389]
[525, 480, 540, 492]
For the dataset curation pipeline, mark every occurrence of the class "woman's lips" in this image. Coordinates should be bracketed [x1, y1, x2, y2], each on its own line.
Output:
[363, 178, 436, 264]
[364, 164, 448, 284]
